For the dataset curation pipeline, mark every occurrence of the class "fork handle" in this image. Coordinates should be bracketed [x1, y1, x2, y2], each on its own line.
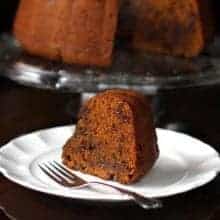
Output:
[90, 181, 162, 209]
[119, 188, 162, 209]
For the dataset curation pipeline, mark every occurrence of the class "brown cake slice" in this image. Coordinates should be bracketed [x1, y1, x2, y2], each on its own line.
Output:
[130, 0, 214, 58]
[62, 89, 159, 184]
[62, 0, 119, 67]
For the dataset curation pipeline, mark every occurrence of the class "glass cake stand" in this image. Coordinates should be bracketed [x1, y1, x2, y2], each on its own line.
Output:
[1, 33, 220, 95]
[1, 33, 220, 137]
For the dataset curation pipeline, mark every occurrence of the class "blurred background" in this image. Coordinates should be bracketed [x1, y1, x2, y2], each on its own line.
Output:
[1, 1, 220, 151]
[0, 1, 80, 145]
[0, 1, 19, 32]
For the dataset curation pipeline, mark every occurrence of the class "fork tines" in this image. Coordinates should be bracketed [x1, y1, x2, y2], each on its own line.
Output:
[39, 161, 85, 186]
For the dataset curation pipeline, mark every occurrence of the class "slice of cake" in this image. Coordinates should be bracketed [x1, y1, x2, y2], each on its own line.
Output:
[131, 0, 214, 58]
[62, 89, 159, 184]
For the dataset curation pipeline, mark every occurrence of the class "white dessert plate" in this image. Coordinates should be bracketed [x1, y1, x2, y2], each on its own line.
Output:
[0, 125, 220, 202]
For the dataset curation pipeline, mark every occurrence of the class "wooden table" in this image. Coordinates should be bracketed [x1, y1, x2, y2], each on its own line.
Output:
[0, 78, 220, 220]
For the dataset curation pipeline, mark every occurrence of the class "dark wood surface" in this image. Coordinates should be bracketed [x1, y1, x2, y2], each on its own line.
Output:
[1, 78, 220, 220]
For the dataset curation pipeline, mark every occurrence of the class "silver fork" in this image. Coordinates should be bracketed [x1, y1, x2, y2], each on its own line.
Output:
[39, 161, 162, 210]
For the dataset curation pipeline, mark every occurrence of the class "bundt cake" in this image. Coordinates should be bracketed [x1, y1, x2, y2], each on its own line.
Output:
[62, 89, 159, 184]
[14, 0, 214, 67]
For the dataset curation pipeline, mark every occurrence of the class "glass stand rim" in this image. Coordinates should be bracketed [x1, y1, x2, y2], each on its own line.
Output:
[1, 33, 220, 94]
